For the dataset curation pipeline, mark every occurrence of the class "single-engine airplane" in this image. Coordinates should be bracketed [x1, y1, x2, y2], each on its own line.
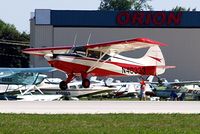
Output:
[23, 38, 174, 90]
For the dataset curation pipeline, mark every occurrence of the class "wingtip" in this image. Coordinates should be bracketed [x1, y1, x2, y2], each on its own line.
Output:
[134, 38, 168, 46]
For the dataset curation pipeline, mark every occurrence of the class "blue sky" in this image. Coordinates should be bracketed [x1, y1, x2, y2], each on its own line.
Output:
[0, 0, 199, 33]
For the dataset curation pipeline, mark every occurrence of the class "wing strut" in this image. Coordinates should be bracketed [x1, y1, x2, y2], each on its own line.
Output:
[68, 34, 77, 54]
[86, 49, 111, 73]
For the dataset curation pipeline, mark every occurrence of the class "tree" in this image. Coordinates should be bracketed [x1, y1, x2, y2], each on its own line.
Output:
[0, 19, 30, 42]
[19, 32, 30, 42]
[133, 0, 152, 11]
[98, 0, 152, 11]
[0, 19, 30, 67]
[99, 0, 132, 11]
[172, 6, 196, 11]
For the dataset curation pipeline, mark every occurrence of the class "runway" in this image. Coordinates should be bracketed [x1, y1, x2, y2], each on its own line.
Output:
[0, 101, 200, 114]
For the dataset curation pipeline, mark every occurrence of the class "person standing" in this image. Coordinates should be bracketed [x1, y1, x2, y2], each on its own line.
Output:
[139, 80, 146, 101]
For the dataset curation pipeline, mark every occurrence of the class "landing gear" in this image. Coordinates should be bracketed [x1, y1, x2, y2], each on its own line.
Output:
[59, 81, 68, 90]
[59, 73, 91, 89]
[81, 73, 90, 88]
[82, 79, 90, 88]
[59, 74, 75, 90]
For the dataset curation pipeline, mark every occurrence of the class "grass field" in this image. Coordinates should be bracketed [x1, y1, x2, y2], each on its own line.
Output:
[0, 114, 200, 134]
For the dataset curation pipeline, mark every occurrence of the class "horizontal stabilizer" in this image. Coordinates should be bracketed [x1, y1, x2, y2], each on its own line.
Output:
[156, 66, 176, 69]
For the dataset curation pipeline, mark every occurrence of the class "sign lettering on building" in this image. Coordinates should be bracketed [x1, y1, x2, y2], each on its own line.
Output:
[116, 11, 182, 27]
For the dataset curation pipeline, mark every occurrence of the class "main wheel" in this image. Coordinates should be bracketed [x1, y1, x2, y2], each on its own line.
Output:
[59, 81, 68, 90]
[82, 79, 90, 88]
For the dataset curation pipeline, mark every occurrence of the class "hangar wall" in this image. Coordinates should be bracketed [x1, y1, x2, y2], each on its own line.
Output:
[30, 9, 200, 80]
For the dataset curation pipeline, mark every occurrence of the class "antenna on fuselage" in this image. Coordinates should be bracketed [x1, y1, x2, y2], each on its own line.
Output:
[86, 33, 92, 46]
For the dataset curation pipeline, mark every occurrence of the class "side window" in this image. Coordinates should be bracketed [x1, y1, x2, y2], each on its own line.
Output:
[101, 53, 111, 60]
[87, 50, 100, 59]
[78, 85, 83, 88]
[73, 47, 86, 56]
[86, 50, 111, 60]
[69, 85, 76, 89]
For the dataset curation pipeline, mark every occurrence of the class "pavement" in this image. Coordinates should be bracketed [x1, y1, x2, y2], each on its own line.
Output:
[0, 101, 200, 114]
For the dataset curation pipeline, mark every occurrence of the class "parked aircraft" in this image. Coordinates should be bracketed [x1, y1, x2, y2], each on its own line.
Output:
[0, 67, 63, 100]
[100, 76, 154, 98]
[0, 68, 115, 100]
[147, 77, 200, 100]
[0, 67, 55, 94]
[23, 37, 174, 90]
[152, 78, 200, 88]
[37, 77, 116, 100]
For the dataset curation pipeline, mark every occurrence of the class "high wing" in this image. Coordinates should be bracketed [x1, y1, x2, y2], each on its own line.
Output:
[167, 81, 200, 86]
[151, 81, 200, 87]
[0, 67, 57, 86]
[85, 37, 167, 54]
[0, 67, 56, 74]
[23, 38, 167, 56]
[23, 46, 72, 56]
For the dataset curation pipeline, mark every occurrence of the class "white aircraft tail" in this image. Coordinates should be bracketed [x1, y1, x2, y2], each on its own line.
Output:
[140, 45, 166, 75]
[147, 76, 154, 82]
[174, 79, 180, 83]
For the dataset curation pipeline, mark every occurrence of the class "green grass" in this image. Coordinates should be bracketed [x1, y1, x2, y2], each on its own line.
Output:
[0, 114, 200, 134]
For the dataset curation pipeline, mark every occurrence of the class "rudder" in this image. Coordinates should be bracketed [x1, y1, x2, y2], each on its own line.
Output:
[140, 45, 166, 75]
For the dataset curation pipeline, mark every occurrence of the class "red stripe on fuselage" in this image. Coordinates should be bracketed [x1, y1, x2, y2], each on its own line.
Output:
[108, 62, 157, 75]
[48, 60, 125, 76]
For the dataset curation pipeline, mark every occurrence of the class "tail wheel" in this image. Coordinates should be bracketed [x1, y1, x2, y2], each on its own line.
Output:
[59, 81, 68, 90]
[82, 79, 90, 88]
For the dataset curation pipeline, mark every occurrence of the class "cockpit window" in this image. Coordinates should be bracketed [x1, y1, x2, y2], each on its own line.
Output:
[71, 46, 111, 60]
[87, 50, 111, 60]
[69, 85, 77, 89]
[72, 46, 86, 56]
[101, 53, 111, 60]
[87, 50, 101, 59]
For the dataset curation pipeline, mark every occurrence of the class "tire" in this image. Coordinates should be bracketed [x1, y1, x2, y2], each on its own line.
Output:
[82, 79, 90, 88]
[59, 81, 68, 90]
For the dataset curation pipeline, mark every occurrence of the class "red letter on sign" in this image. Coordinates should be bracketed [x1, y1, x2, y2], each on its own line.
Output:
[132, 12, 144, 25]
[168, 12, 182, 26]
[144, 13, 151, 25]
[116, 12, 130, 25]
[153, 12, 166, 26]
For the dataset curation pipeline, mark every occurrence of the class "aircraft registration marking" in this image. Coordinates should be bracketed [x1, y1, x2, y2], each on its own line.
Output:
[56, 91, 71, 95]
[186, 89, 200, 94]
[122, 67, 146, 74]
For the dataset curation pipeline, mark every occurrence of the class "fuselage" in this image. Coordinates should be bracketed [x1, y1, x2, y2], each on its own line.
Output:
[45, 53, 158, 77]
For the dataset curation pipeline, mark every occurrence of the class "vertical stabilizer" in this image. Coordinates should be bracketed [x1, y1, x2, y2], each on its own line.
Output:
[140, 45, 166, 75]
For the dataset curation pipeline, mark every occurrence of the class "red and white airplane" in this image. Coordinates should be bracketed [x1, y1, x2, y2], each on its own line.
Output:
[23, 38, 174, 90]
